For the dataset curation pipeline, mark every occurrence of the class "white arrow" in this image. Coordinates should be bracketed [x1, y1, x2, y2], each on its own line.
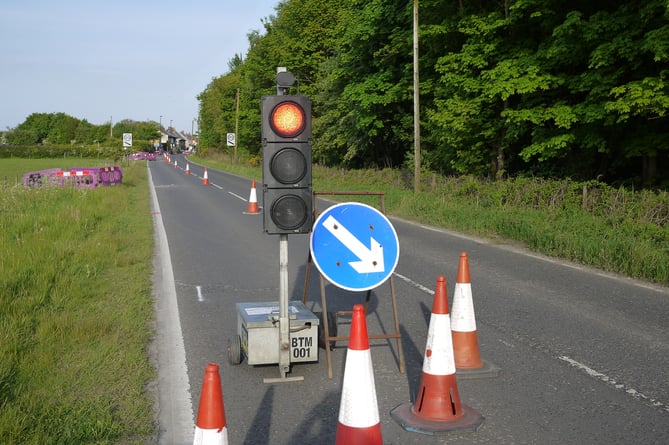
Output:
[322, 215, 385, 274]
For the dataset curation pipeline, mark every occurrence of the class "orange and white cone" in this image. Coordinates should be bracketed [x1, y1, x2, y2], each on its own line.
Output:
[336, 304, 383, 445]
[391, 275, 484, 434]
[244, 180, 260, 214]
[174, 159, 178, 169]
[202, 168, 209, 186]
[186, 162, 191, 175]
[452, 252, 501, 379]
[193, 363, 229, 445]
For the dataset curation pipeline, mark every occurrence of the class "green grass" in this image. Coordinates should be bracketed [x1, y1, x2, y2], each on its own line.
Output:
[0, 159, 155, 444]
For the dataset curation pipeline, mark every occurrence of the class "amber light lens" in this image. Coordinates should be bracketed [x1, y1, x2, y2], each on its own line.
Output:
[271, 102, 305, 138]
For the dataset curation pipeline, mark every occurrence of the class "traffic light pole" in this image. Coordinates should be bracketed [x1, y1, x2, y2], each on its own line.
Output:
[261, 68, 312, 383]
[263, 234, 304, 383]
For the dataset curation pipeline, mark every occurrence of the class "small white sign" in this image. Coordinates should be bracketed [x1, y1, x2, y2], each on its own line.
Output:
[226, 132, 236, 147]
[122, 133, 133, 147]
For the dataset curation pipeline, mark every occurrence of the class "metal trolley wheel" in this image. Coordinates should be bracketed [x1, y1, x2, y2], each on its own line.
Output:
[227, 335, 242, 365]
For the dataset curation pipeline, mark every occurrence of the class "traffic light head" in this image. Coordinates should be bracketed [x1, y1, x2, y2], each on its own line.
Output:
[261, 94, 313, 235]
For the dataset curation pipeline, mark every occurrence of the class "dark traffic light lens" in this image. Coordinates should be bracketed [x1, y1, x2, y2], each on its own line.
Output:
[270, 194, 309, 230]
[270, 147, 308, 185]
[270, 102, 306, 138]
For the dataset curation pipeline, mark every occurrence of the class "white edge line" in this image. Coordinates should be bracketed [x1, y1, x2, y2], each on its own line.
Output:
[148, 165, 194, 443]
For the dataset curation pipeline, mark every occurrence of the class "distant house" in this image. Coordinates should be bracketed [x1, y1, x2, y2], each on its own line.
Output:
[165, 127, 187, 152]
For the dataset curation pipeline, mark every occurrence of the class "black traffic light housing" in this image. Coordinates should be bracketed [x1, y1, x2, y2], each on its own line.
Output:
[261, 93, 313, 234]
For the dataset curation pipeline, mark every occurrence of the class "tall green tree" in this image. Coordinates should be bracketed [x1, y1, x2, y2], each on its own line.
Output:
[198, 73, 242, 152]
[314, 0, 415, 168]
[426, 0, 669, 183]
[12, 113, 52, 144]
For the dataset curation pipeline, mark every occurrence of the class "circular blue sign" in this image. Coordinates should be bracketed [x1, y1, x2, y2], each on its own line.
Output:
[310, 202, 399, 292]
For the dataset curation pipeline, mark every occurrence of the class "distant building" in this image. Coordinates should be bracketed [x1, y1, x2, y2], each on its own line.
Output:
[165, 127, 187, 152]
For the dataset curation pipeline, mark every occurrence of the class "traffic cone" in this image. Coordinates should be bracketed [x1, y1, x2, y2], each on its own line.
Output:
[336, 304, 383, 445]
[244, 180, 260, 214]
[202, 168, 209, 186]
[452, 252, 501, 379]
[186, 162, 191, 175]
[174, 159, 178, 169]
[193, 363, 229, 445]
[391, 275, 484, 435]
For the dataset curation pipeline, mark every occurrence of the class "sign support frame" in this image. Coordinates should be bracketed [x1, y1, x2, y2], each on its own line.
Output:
[302, 191, 405, 379]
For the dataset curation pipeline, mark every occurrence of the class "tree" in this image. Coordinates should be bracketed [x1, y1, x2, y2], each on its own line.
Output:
[424, 0, 669, 184]
[319, 0, 414, 168]
[196, 0, 669, 186]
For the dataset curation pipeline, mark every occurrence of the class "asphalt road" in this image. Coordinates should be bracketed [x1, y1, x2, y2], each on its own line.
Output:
[148, 155, 669, 444]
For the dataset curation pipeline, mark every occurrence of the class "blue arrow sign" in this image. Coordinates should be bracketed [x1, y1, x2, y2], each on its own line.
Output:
[310, 202, 399, 292]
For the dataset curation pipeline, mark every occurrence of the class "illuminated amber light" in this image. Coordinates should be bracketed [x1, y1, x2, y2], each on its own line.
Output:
[271, 102, 305, 138]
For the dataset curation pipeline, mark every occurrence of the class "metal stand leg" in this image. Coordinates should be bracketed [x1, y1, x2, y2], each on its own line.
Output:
[389, 275, 405, 373]
[319, 274, 334, 379]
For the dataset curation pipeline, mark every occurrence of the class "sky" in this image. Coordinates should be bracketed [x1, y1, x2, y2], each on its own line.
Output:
[0, 0, 279, 133]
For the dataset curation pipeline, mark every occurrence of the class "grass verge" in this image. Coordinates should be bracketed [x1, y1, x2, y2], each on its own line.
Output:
[0, 159, 155, 444]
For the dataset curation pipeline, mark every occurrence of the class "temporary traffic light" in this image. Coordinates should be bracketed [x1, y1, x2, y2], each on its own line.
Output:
[261, 94, 313, 234]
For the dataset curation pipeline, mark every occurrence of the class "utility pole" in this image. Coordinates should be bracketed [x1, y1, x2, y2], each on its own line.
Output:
[413, 0, 421, 193]
[234, 87, 240, 161]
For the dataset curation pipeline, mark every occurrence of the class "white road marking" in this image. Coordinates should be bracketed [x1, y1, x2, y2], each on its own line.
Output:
[229, 191, 247, 201]
[393, 272, 435, 295]
[558, 355, 669, 413]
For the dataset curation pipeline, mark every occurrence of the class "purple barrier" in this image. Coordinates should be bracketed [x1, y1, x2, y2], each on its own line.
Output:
[55, 169, 98, 188]
[22, 168, 62, 187]
[97, 166, 123, 186]
[23, 166, 123, 188]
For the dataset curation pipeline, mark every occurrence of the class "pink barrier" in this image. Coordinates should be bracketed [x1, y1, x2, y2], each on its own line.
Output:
[97, 166, 123, 186]
[23, 166, 123, 189]
[57, 168, 98, 188]
[22, 168, 63, 187]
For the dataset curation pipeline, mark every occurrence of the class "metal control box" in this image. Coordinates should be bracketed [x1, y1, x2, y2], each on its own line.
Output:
[236, 301, 319, 365]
